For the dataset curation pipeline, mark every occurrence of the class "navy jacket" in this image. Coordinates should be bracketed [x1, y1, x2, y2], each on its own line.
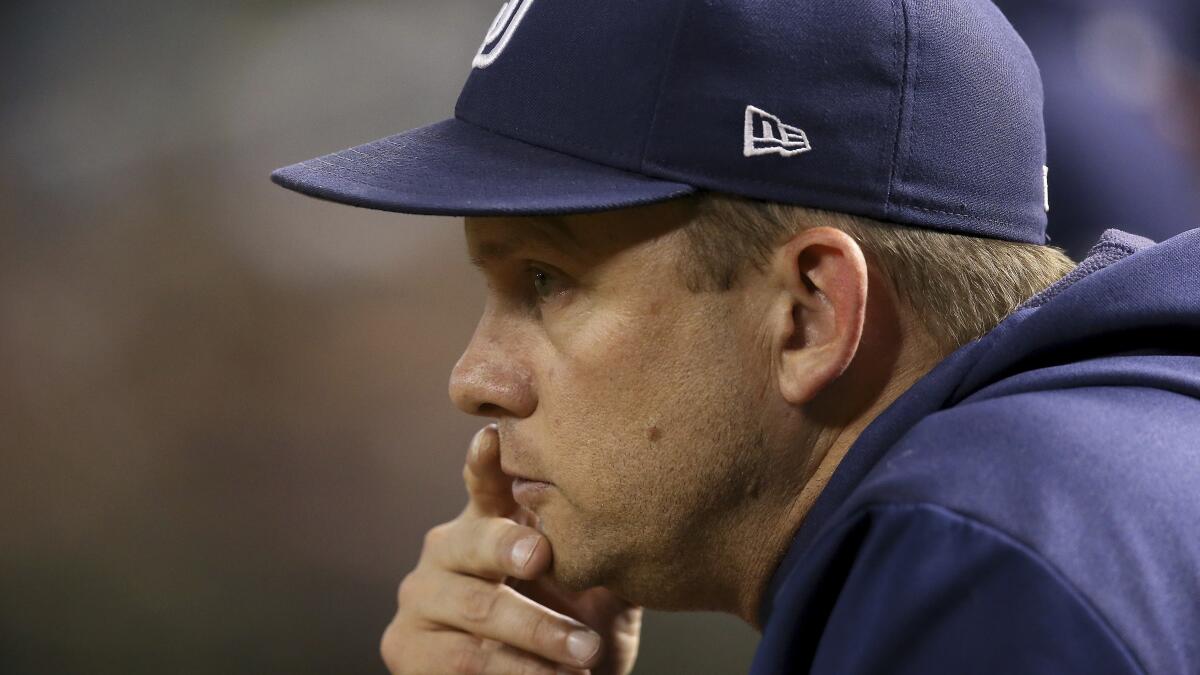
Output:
[751, 230, 1200, 674]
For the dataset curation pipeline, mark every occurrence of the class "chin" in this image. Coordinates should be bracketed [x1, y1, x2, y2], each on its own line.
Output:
[547, 566, 599, 594]
[539, 511, 689, 604]
[545, 542, 665, 607]
[545, 543, 608, 592]
[541, 525, 625, 593]
[551, 536, 716, 610]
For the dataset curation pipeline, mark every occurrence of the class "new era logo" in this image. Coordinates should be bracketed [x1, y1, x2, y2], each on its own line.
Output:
[744, 105, 812, 158]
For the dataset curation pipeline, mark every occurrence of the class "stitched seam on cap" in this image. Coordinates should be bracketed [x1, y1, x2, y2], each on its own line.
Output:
[642, 159, 879, 200]
[638, 0, 693, 172]
[902, 203, 1016, 229]
[885, 0, 913, 214]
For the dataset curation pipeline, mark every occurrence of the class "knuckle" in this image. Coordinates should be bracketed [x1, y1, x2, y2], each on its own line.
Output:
[423, 523, 451, 551]
[395, 572, 419, 609]
[465, 518, 513, 573]
[449, 636, 487, 675]
[459, 520, 489, 566]
[379, 621, 402, 673]
[521, 661, 557, 675]
[459, 585, 501, 625]
[513, 656, 556, 675]
[527, 610, 561, 653]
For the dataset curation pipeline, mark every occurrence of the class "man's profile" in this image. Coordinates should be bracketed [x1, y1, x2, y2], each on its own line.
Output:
[271, 0, 1200, 673]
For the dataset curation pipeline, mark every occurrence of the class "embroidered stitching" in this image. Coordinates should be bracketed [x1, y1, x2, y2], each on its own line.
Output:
[473, 0, 536, 70]
[1043, 165, 1051, 213]
[901, 203, 1017, 230]
[743, 105, 812, 158]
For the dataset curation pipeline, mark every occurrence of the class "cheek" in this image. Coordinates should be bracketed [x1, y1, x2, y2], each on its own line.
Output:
[544, 339, 736, 512]
[545, 312, 671, 432]
[541, 353, 673, 498]
[537, 296, 755, 511]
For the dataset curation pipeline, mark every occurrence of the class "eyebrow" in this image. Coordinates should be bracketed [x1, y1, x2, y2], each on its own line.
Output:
[468, 217, 582, 268]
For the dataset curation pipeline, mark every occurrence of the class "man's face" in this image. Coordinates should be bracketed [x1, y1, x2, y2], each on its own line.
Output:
[451, 200, 800, 608]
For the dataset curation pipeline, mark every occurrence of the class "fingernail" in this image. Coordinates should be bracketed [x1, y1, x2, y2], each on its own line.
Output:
[470, 428, 490, 464]
[510, 536, 538, 570]
[566, 630, 600, 665]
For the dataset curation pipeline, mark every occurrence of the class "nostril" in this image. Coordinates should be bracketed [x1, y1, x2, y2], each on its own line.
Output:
[448, 356, 537, 419]
[476, 403, 504, 417]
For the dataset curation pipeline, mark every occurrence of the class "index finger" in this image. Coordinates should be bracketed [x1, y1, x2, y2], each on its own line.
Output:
[462, 424, 520, 517]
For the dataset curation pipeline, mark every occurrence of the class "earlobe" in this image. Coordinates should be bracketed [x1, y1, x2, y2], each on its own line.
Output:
[773, 228, 869, 405]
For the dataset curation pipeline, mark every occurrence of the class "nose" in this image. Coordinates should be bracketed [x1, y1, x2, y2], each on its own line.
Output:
[448, 322, 537, 419]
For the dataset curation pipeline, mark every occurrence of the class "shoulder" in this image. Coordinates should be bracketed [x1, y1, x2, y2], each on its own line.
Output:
[754, 500, 1145, 675]
[857, 378, 1200, 518]
[757, 372, 1200, 673]
[832, 381, 1200, 674]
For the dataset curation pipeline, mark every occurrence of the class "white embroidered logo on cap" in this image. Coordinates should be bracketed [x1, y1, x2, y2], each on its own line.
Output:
[473, 0, 536, 69]
[744, 105, 812, 158]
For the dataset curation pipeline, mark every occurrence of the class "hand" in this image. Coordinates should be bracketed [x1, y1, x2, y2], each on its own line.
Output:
[381, 424, 643, 674]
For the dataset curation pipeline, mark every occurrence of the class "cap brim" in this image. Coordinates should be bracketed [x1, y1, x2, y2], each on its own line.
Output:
[270, 118, 696, 217]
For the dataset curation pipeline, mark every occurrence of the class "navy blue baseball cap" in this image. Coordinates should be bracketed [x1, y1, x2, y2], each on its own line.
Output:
[272, 0, 1050, 244]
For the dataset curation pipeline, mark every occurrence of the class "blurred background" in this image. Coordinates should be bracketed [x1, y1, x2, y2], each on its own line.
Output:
[1, 1, 1196, 674]
[993, 0, 1200, 254]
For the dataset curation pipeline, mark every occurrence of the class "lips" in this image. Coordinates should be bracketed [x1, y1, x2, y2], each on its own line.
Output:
[512, 477, 553, 508]
[498, 432, 554, 507]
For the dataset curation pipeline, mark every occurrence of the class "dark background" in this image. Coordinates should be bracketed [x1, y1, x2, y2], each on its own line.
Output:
[2, 1, 1196, 674]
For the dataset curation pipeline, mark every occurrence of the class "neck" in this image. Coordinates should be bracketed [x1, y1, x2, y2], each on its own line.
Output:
[728, 326, 944, 629]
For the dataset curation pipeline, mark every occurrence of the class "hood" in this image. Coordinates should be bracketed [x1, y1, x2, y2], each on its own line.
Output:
[759, 227, 1200, 627]
[950, 228, 1200, 403]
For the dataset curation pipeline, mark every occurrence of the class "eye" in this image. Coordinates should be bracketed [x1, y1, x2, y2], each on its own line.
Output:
[528, 265, 565, 304]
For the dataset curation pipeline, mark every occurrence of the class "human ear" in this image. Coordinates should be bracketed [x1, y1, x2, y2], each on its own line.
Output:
[769, 227, 869, 405]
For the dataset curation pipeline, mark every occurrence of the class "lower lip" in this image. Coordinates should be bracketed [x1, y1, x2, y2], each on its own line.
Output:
[512, 478, 553, 506]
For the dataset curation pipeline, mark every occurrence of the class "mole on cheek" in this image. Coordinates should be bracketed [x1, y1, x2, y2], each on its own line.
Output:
[647, 425, 663, 442]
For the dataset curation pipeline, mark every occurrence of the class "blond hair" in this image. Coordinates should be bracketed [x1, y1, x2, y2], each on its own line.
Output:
[679, 194, 1077, 353]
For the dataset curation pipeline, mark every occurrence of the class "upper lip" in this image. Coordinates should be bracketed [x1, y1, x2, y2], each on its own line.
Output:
[502, 464, 550, 483]
[498, 432, 551, 483]
[511, 476, 551, 484]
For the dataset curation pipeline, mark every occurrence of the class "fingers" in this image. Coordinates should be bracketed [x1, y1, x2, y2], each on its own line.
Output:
[381, 624, 590, 675]
[463, 424, 520, 517]
[402, 569, 604, 671]
[379, 425, 606, 675]
[422, 517, 552, 582]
